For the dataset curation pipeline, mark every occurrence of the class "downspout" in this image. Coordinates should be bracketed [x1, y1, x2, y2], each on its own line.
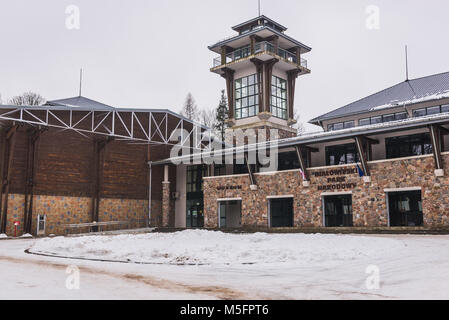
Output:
[148, 161, 152, 227]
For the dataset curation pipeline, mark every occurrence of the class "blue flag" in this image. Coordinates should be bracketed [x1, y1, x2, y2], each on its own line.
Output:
[357, 164, 365, 177]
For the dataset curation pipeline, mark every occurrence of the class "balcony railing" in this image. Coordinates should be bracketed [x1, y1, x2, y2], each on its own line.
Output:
[212, 41, 308, 69]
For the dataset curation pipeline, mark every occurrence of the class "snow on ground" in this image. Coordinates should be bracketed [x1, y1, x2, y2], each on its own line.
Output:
[0, 234, 7, 239]
[1, 231, 449, 300]
[30, 230, 405, 266]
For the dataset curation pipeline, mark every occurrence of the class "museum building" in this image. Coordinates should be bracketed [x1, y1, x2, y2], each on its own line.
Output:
[153, 16, 449, 230]
[2, 16, 449, 237]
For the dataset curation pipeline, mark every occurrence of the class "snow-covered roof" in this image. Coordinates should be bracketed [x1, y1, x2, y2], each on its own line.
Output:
[153, 112, 449, 165]
[310, 71, 449, 124]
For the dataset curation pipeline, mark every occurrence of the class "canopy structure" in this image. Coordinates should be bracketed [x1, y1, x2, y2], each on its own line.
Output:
[0, 96, 212, 150]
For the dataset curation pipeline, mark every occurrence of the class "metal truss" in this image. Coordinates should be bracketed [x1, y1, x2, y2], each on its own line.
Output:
[0, 106, 213, 150]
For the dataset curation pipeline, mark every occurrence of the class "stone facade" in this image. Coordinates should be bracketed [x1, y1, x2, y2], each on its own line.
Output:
[203, 153, 449, 228]
[3, 194, 152, 237]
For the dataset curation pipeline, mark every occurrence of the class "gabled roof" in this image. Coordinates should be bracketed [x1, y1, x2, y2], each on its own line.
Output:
[310, 71, 449, 125]
[45, 96, 115, 111]
[232, 15, 288, 32]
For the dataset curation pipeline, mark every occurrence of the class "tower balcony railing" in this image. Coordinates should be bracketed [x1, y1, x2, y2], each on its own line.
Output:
[212, 41, 308, 69]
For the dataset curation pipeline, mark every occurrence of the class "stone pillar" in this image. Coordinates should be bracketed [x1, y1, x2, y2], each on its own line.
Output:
[161, 165, 170, 227]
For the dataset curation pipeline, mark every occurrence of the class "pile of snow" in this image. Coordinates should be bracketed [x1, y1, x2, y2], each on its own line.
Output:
[20, 234, 33, 239]
[0, 234, 8, 239]
[29, 230, 407, 266]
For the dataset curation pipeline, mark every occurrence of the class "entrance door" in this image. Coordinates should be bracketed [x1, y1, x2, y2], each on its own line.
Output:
[219, 201, 242, 229]
[324, 195, 353, 227]
[388, 191, 423, 227]
[187, 203, 204, 228]
[270, 198, 294, 228]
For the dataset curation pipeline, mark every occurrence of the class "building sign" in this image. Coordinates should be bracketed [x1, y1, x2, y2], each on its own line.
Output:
[217, 185, 243, 191]
[314, 168, 358, 191]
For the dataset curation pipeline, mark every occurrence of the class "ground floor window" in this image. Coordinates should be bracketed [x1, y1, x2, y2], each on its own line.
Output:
[388, 191, 423, 227]
[324, 195, 353, 227]
[386, 133, 433, 159]
[219, 200, 242, 229]
[269, 198, 294, 228]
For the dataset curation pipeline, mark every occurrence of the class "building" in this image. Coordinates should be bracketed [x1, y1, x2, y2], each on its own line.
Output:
[0, 96, 207, 236]
[153, 16, 449, 230]
[3, 16, 449, 236]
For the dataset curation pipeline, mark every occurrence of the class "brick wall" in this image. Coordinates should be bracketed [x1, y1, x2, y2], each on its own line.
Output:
[203, 154, 449, 228]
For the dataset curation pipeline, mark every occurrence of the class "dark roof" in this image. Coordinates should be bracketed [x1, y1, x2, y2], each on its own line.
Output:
[310, 71, 449, 124]
[45, 96, 115, 111]
[232, 15, 288, 32]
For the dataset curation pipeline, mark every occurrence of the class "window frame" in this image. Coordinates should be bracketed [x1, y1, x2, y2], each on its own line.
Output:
[235, 74, 259, 120]
[271, 75, 288, 120]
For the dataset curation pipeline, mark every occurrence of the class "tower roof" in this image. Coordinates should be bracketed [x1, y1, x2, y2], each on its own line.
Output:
[232, 15, 288, 33]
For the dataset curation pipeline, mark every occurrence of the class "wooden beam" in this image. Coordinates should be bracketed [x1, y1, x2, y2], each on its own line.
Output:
[295, 145, 309, 181]
[23, 129, 44, 234]
[221, 68, 235, 120]
[91, 138, 113, 224]
[244, 153, 256, 186]
[304, 146, 319, 153]
[429, 125, 443, 170]
[250, 58, 264, 114]
[0, 126, 18, 234]
[435, 125, 449, 135]
[355, 136, 370, 177]
[361, 136, 380, 145]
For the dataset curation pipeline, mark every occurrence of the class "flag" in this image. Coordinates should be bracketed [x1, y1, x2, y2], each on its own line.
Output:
[299, 169, 307, 180]
[357, 164, 365, 177]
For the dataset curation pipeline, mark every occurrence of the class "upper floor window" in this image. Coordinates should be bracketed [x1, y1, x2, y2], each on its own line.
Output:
[327, 121, 354, 132]
[359, 112, 408, 127]
[235, 74, 259, 119]
[413, 105, 449, 118]
[326, 143, 359, 166]
[271, 76, 288, 119]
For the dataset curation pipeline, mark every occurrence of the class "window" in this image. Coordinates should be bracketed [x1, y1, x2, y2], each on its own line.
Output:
[358, 112, 408, 127]
[278, 150, 309, 171]
[395, 112, 408, 120]
[235, 74, 259, 119]
[427, 106, 441, 115]
[359, 118, 371, 127]
[271, 76, 288, 119]
[344, 121, 355, 129]
[413, 108, 427, 117]
[371, 116, 382, 124]
[326, 144, 359, 166]
[386, 133, 433, 159]
[383, 114, 395, 123]
[413, 105, 446, 117]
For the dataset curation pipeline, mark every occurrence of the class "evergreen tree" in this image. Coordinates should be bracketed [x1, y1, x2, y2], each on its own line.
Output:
[214, 90, 228, 141]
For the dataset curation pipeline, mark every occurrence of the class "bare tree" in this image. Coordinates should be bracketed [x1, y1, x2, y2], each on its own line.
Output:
[200, 108, 216, 130]
[180, 93, 199, 122]
[290, 109, 305, 136]
[9, 91, 46, 106]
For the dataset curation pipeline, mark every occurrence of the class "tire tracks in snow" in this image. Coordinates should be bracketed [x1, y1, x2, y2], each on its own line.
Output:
[0, 254, 253, 300]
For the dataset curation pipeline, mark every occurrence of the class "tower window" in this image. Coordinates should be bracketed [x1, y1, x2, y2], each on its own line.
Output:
[271, 76, 288, 119]
[235, 74, 259, 119]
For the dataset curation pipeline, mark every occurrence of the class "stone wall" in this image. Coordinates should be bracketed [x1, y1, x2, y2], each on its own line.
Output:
[203, 154, 449, 228]
[2, 195, 154, 237]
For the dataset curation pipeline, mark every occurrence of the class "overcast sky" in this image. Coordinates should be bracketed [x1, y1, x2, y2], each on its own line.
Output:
[1, 0, 449, 131]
